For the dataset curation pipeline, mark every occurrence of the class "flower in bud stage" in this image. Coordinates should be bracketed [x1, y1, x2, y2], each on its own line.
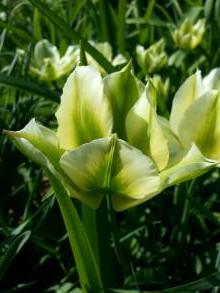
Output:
[30, 39, 78, 81]
[172, 18, 205, 50]
[136, 39, 167, 74]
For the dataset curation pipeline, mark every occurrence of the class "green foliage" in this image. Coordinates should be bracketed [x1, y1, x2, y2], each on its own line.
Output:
[1, 0, 220, 292]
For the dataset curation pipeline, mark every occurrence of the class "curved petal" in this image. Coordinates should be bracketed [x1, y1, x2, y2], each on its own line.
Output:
[60, 136, 160, 209]
[203, 68, 220, 90]
[158, 116, 185, 167]
[178, 91, 220, 160]
[103, 62, 140, 139]
[34, 39, 60, 67]
[111, 140, 160, 201]
[160, 144, 217, 188]
[170, 71, 204, 134]
[56, 66, 113, 150]
[4, 119, 61, 166]
[126, 87, 169, 171]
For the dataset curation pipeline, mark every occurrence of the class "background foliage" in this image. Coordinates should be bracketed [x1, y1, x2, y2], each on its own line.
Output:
[0, 0, 220, 292]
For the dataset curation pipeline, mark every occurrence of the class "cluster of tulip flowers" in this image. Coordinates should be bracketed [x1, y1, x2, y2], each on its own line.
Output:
[5, 63, 220, 210]
[5, 63, 220, 291]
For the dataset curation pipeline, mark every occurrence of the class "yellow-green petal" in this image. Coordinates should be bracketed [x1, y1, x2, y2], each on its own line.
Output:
[111, 139, 160, 201]
[103, 62, 140, 139]
[160, 144, 217, 187]
[60, 136, 160, 210]
[170, 70, 204, 134]
[178, 91, 220, 160]
[56, 66, 113, 150]
[203, 68, 220, 90]
[4, 119, 61, 166]
[158, 116, 185, 167]
[126, 87, 169, 171]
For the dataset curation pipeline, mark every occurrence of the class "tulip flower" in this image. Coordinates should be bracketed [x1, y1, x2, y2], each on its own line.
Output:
[136, 39, 167, 74]
[172, 18, 205, 50]
[160, 68, 220, 187]
[30, 39, 78, 81]
[4, 65, 220, 212]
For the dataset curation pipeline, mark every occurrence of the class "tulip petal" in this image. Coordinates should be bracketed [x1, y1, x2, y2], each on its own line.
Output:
[160, 144, 217, 187]
[178, 91, 220, 160]
[170, 71, 204, 134]
[126, 87, 169, 171]
[203, 68, 220, 91]
[158, 116, 185, 167]
[103, 62, 140, 139]
[111, 140, 160, 201]
[60, 137, 113, 192]
[60, 136, 160, 209]
[4, 119, 61, 166]
[34, 39, 60, 68]
[56, 66, 113, 150]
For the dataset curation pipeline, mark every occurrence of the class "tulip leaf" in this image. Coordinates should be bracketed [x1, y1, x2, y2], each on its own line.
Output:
[126, 87, 169, 171]
[103, 62, 139, 139]
[160, 144, 216, 187]
[170, 70, 204, 134]
[178, 91, 220, 160]
[56, 66, 113, 150]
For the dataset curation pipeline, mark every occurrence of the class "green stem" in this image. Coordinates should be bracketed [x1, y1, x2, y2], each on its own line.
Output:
[81, 204, 99, 265]
[46, 169, 103, 293]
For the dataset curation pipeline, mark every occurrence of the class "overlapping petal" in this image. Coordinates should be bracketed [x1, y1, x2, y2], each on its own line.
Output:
[56, 66, 113, 150]
[4, 119, 62, 166]
[60, 135, 161, 210]
[126, 86, 169, 171]
[170, 70, 204, 134]
[103, 63, 140, 139]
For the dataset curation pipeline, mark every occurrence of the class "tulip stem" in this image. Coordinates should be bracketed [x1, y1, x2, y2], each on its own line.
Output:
[46, 169, 103, 292]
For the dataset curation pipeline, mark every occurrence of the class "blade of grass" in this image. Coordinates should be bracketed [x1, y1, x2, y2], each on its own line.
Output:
[117, 0, 126, 53]
[0, 75, 60, 101]
[28, 0, 115, 73]
[99, 0, 110, 42]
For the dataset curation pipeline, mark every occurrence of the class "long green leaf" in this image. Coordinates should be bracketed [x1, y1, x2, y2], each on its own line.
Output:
[117, 0, 126, 53]
[28, 0, 115, 73]
[46, 169, 103, 293]
[0, 74, 60, 101]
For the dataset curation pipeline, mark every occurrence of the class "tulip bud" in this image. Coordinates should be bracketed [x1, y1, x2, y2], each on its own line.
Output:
[172, 18, 205, 50]
[30, 39, 78, 81]
[136, 39, 167, 74]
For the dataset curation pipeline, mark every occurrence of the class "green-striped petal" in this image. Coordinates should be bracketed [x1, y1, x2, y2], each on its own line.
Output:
[4, 119, 61, 166]
[160, 144, 217, 187]
[111, 139, 160, 200]
[170, 71, 204, 134]
[55, 66, 113, 150]
[178, 91, 220, 160]
[103, 62, 140, 139]
[60, 137, 160, 210]
[126, 87, 169, 171]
